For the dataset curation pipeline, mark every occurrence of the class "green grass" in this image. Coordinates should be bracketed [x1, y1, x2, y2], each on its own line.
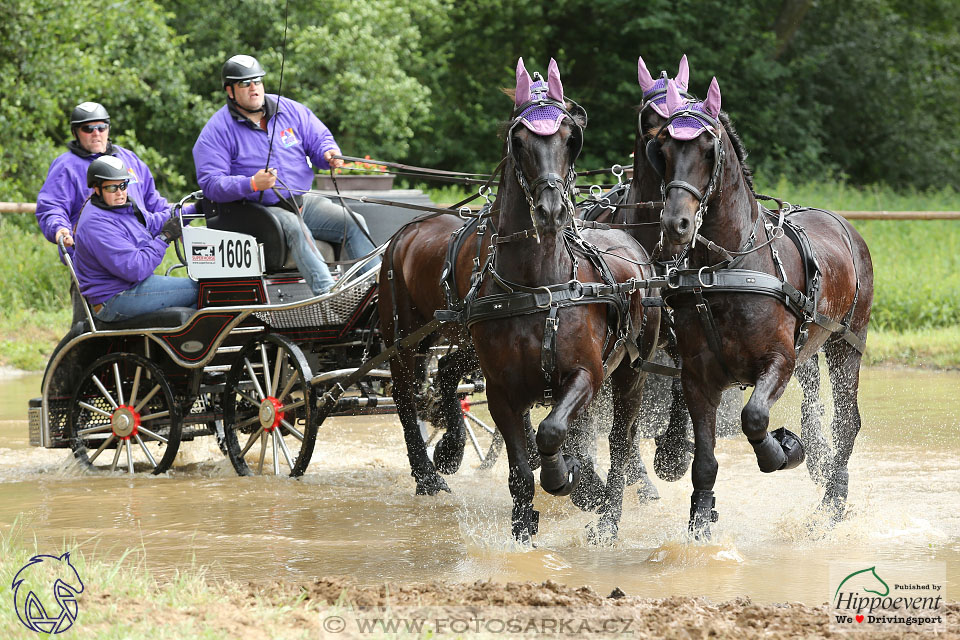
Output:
[863, 326, 960, 369]
[0, 520, 322, 639]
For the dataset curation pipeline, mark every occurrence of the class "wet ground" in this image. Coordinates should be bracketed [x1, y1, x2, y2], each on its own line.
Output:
[0, 366, 957, 607]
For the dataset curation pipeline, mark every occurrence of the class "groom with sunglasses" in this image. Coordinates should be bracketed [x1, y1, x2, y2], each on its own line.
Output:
[193, 54, 378, 295]
[35, 101, 179, 251]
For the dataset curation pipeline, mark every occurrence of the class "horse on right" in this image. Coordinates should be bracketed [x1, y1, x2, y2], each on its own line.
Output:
[648, 77, 874, 537]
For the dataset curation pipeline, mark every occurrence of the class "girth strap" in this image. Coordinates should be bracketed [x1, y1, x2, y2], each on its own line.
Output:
[663, 268, 865, 354]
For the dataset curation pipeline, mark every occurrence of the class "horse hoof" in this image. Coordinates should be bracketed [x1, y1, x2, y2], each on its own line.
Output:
[688, 489, 718, 540]
[653, 436, 692, 482]
[512, 508, 540, 542]
[570, 471, 605, 513]
[414, 474, 451, 496]
[541, 454, 581, 497]
[586, 518, 619, 545]
[771, 427, 805, 470]
[432, 431, 466, 475]
[636, 475, 660, 503]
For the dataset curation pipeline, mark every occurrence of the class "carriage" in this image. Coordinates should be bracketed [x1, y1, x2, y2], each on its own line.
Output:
[26, 191, 498, 476]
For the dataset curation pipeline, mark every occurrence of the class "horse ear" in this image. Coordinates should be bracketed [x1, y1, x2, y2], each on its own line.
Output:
[637, 55, 656, 92]
[703, 76, 721, 118]
[569, 102, 588, 129]
[546, 58, 563, 102]
[515, 58, 532, 107]
[665, 79, 684, 115]
[676, 54, 689, 91]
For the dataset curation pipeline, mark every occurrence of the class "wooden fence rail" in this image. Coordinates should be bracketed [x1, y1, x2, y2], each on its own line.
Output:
[2, 201, 960, 220]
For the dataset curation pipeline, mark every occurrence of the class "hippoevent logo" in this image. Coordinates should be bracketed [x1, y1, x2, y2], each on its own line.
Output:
[11, 552, 84, 634]
[830, 563, 945, 632]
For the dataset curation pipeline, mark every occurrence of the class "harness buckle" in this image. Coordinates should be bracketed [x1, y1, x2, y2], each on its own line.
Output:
[535, 286, 554, 309]
[666, 266, 681, 289]
[568, 280, 585, 301]
[697, 266, 716, 288]
[545, 316, 559, 331]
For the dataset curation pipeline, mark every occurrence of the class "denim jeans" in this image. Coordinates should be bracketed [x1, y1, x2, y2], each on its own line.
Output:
[267, 194, 380, 294]
[94, 275, 199, 322]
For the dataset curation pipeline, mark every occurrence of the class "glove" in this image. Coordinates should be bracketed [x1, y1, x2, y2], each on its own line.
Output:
[158, 216, 183, 243]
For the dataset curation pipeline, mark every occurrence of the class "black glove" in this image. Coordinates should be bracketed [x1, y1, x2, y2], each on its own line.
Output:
[158, 216, 183, 243]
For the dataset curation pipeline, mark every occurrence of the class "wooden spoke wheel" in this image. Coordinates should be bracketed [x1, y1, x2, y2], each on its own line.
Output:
[69, 353, 182, 474]
[221, 334, 318, 477]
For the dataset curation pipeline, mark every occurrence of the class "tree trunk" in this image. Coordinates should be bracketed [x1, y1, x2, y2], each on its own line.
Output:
[773, 0, 814, 59]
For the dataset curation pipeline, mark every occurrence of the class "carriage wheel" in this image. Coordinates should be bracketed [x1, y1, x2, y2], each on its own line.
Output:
[417, 346, 502, 469]
[69, 353, 182, 474]
[221, 334, 319, 477]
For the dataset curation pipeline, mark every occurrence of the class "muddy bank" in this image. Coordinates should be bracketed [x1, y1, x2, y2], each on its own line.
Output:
[248, 577, 958, 639]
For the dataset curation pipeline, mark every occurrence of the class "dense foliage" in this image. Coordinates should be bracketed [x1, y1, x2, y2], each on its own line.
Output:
[2, 0, 958, 201]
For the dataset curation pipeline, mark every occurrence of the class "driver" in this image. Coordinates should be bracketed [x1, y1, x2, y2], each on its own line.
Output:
[193, 54, 379, 296]
[73, 156, 199, 322]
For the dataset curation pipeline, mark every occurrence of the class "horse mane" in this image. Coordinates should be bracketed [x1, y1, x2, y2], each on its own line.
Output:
[718, 111, 754, 191]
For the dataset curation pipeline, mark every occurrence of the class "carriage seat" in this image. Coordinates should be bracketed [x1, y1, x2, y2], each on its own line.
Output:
[200, 199, 336, 273]
[84, 307, 197, 332]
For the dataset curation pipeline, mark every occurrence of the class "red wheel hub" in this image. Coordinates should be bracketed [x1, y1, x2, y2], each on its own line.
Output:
[258, 397, 285, 432]
[111, 405, 141, 440]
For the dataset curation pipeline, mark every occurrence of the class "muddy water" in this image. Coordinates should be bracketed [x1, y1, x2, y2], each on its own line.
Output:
[0, 367, 957, 605]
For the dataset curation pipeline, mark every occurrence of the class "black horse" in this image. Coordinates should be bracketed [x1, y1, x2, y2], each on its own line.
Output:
[381, 58, 662, 541]
[650, 77, 873, 535]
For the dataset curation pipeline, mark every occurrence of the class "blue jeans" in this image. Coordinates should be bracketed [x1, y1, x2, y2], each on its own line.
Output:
[268, 194, 380, 294]
[94, 275, 199, 322]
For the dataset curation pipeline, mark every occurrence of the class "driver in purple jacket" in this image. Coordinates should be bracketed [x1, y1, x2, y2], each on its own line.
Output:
[193, 54, 378, 295]
[36, 102, 181, 251]
[74, 156, 199, 322]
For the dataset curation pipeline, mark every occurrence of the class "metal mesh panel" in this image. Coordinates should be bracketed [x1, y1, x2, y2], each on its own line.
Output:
[47, 399, 71, 448]
[253, 271, 376, 329]
[28, 405, 42, 446]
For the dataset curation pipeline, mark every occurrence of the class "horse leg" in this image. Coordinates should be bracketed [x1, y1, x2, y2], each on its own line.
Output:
[488, 396, 538, 543]
[742, 355, 806, 473]
[794, 353, 832, 487]
[683, 374, 722, 539]
[568, 406, 606, 513]
[391, 347, 450, 495]
[537, 368, 598, 497]
[523, 411, 540, 470]
[654, 335, 694, 482]
[431, 348, 472, 474]
[592, 366, 648, 542]
[819, 339, 865, 522]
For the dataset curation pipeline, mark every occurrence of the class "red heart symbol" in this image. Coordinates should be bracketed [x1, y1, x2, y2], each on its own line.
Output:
[856, 615, 864, 623]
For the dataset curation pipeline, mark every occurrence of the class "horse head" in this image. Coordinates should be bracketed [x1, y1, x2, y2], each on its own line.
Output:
[507, 57, 585, 239]
[653, 77, 726, 247]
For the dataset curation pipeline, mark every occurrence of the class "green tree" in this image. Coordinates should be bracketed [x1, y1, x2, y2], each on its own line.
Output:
[0, 0, 203, 202]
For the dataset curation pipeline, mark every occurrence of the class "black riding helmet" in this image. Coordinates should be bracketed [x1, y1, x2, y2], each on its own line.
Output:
[71, 102, 110, 127]
[87, 155, 129, 188]
[222, 55, 266, 88]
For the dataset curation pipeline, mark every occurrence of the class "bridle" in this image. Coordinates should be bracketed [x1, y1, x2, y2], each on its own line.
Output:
[505, 91, 584, 236]
[646, 108, 725, 248]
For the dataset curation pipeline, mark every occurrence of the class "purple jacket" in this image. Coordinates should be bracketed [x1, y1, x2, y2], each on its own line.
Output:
[193, 95, 340, 206]
[73, 197, 171, 305]
[36, 141, 173, 244]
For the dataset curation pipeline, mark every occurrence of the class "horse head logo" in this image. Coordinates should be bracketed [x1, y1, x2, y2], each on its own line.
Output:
[835, 566, 890, 601]
[11, 552, 84, 634]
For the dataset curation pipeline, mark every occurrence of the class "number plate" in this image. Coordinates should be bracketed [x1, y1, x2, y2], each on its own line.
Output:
[183, 226, 264, 279]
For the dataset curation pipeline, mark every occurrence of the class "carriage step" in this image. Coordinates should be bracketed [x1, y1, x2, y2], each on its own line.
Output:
[230, 326, 266, 334]
[216, 345, 243, 354]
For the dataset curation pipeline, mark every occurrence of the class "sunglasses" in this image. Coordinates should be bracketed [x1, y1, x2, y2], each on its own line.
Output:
[80, 124, 109, 133]
[100, 182, 129, 193]
[235, 78, 263, 88]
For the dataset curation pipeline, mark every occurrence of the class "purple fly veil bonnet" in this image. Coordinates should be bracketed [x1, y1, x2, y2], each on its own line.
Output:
[664, 77, 721, 140]
[638, 54, 690, 117]
[514, 57, 566, 136]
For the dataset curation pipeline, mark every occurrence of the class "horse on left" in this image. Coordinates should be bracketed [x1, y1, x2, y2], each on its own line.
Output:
[380, 58, 662, 542]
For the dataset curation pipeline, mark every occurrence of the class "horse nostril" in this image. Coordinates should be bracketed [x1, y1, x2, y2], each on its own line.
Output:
[677, 218, 690, 232]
